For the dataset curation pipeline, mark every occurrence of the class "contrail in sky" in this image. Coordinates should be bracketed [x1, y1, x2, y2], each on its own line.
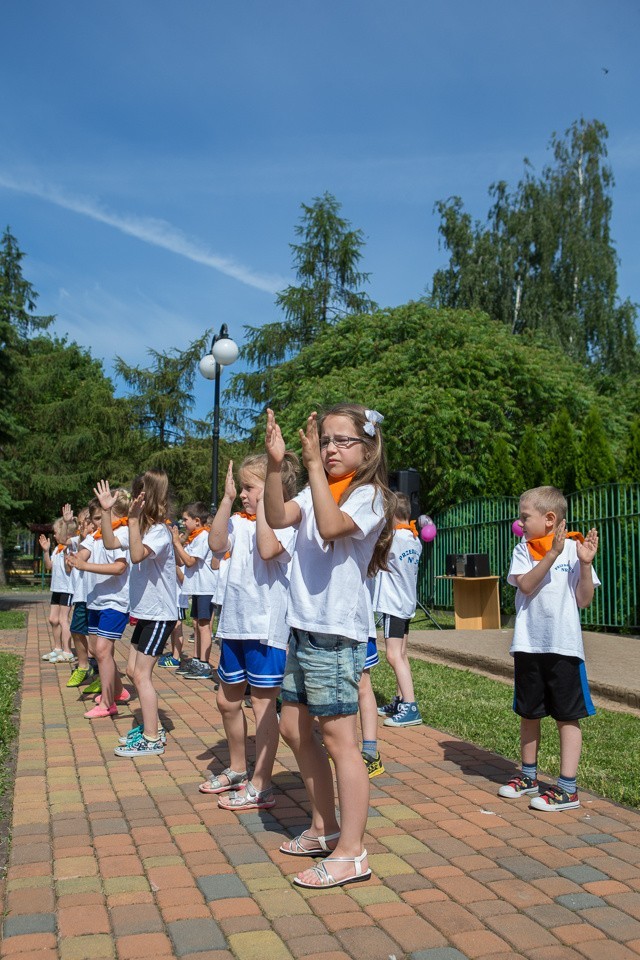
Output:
[0, 173, 285, 294]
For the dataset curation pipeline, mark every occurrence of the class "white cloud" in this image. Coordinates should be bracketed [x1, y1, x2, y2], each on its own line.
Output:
[0, 172, 286, 294]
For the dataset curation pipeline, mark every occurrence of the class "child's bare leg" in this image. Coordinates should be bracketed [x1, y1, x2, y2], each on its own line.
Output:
[73, 634, 89, 670]
[94, 637, 121, 708]
[296, 713, 369, 885]
[520, 717, 541, 766]
[248, 687, 280, 792]
[171, 623, 183, 661]
[125, 644, 138, 686]
[59, 606, 73, 654]
[385, 636, 415, 703]
[216, 681, 248, 774]
[358, 670, 378, 744]
[279, 703, 339, 837]
[48, 605, 62, 650]
[133, 651, 161, 738]
[193, 620, 201, 660]
[198, 619, 212, 664]
[557, 720, 582, 780]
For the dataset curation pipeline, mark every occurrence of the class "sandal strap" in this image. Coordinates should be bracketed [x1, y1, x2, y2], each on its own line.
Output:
[208, 767, 247, 788]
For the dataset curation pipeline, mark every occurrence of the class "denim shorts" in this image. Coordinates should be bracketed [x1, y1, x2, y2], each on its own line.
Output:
[281, 628, 367, 717]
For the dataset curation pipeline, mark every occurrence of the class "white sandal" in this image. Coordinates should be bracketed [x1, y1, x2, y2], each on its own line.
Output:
[293, 849, 371, 888]
[279, 830, 340, 857]
[198, 767, 247, 794]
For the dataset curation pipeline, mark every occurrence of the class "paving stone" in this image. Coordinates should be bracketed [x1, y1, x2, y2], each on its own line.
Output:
[579, 834, 620, 845]
[227, 930, 293, 960]
[197, 874, 250, 901]
[2, 913, 57, 937]
[410, 949, 470, 960]
[167, 918, 228, 955]
[557, 866, 610, 884]
[577, 906, 640, 941]
[555, 893, 607, 910]
[496, 855, 556, 881]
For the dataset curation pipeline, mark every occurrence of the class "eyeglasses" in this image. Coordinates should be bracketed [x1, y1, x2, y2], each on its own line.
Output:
[319, 435, 364, 450]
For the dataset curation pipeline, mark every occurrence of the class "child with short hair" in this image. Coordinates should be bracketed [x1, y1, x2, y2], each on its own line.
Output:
[265, 404, 395, 889]
[66, 507, 98, 687]
[201, 453, 298, 808]
[40, 510, 78, 663]
[499, 485, 599, 811]
[172, 502, 217, 680]
[373, 492, 423, 728]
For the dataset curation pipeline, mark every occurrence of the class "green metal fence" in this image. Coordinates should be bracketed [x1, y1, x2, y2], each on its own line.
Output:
[418, 483, 640, 631]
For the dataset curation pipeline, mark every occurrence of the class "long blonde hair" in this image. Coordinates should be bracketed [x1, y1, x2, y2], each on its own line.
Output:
[317, 403, 396, 575]
[131, 471, 170, 535]
[240, 451, 300, 502]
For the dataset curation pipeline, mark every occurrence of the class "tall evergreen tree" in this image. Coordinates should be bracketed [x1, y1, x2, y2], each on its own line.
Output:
[430, 120, 638, 375]
[546, 408, 578, 493]
[621, 418, 640, 483]
[514, 427, 547, 494]
[577, 406, 618, 487]
[484, 437, 516, 496]
[229, 192, 376, 413]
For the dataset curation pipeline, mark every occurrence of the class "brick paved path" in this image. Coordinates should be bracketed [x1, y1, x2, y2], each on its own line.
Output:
[1, 602, 640, 960]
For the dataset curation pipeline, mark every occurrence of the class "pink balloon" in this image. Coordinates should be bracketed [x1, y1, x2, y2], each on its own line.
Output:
[512, 519, 524, 537]
[420, 522, 437, 543]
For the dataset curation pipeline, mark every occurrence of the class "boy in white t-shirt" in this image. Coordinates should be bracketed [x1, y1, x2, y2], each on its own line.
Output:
[499, 486, 599, 812]
[39, 510, 77, 663]
[373, 493, 423, 728]
[172, 502, 217, 680]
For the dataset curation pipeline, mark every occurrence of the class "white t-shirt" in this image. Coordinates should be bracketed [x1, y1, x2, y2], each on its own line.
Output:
[50, 547, 73, 594]
[215, 554, 230, 606]
[286, 483, 385, 643]
[507, 539, 600, 661]
[67, 536, 87, 603]
[216, 515, 296, 649]
[183, 531, 218, 596]
[85, 534, 130, 613]
[118, 525, 178, 622]
[373, 527, 422, 620]
[176, 570, 189, 611]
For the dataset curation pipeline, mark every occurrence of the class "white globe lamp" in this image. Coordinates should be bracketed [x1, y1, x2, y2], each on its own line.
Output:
[198, 355, 217, 380]
[212, 337, 239, 366]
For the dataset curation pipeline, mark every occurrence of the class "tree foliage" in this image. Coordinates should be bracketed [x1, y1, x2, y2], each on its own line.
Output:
[229, 192, 376, 414]
[577, 406, 618, 488]
[430, 119, 638, 376]
[264, 302, 631, 510]
[546, 408, 578, 493]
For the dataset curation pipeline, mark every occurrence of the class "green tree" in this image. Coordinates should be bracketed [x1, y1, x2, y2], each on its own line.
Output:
[577, 406, 618, 488]
[546, 408, 578, 493]
[263, 302, 629, 510]
[115, 334, 209, 447]
[230, 192, 376, 413]
[484, 437, 516, 496]
[430, 119, 638, 375]
[622, 418, 640, 482]
[514, 426, 547, 494]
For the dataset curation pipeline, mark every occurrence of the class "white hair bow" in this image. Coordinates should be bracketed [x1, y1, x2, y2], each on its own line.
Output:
[363, 409, 384, 436]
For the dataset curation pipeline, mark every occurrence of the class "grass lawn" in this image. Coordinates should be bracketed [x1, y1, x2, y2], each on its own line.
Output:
[0, 653, 21, 819]
[372, 655, 640, 809]
[0, 611, 27, 630]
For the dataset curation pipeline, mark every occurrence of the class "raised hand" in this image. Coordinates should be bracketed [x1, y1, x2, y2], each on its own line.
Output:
[577, 527, 599, 564]
[39, 534, 51, 552]
[61, 503, 73, 522]
[265, 409, 286, 466]
[93, 479, 117, 511]
[550, 519, 567, 558]
[299, 412, 322, 470]
[128, 492, 145, 521]
[223, 461, 237, 502]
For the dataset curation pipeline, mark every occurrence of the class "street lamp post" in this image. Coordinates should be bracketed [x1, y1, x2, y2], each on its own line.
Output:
[199, 324, 239, 515]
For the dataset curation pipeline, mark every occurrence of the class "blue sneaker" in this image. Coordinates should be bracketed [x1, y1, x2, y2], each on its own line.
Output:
[158, 655, 180, 668]
[383, 701, 422, 727]
[118, 724, 167, 745]
[377, 695, 402, 718]
[114, 736, 165, 758]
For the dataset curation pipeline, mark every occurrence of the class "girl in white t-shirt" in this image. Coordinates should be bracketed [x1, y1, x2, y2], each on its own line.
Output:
[264, 403, 396, 890]
[172, 502, 217, 680]
[201, 452, 299, 810]
[95, 473, 178, 756]
[39, 510, 77, 663]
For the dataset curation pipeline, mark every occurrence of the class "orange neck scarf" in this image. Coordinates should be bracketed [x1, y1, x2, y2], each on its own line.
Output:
[185, 526, 207, 545]
[395, 521, 418, 538]
[526, 530, 584, 560]
[327, 470, 356, 504]
[93, 517, 128, 541]
[235, 511, 256, 522]
[55, 544, 66, 554]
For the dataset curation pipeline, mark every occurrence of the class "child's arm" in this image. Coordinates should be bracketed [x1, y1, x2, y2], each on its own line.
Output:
[208, 462, 234, 554]
[575, 527, 599, 608]
[67, 556, 128, 577]
[62, 503, 74, 523]
[94, 481, 125, 549]
[255, 496, 286, 561]
[127, 493, 151, 565]
[514, 521, 566, 596]
[301, 412, 360, 541]
[39, 535, 53, 571]
[171, 530, 197, 568]
[264, 409, 302, 529]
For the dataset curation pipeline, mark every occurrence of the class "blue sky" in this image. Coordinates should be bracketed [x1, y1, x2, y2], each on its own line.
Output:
[2, 1, 638, 423]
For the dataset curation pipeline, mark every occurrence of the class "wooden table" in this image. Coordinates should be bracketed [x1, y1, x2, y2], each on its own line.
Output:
[437, 575, 501, 630]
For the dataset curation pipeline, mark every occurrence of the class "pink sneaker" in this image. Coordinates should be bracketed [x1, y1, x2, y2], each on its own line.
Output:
[94, 690, 131, 705]
[84, 704, 118, 719]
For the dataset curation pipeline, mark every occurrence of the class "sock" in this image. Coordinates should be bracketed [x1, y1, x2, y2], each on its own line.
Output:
[362, 739, 377, 759]
[557, 775, 577, 795]
[522, 763, 537, 781]
[143, 735, 160, 744]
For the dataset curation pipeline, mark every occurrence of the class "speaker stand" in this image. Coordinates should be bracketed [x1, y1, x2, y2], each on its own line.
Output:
[416, 599, 443, 630]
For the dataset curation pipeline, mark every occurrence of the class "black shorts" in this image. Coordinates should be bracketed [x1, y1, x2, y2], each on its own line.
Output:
[130, 620, 177, 658]
[513, 653, 596, 722]
[51, 592, 73, 608]
[190, 595, 214, 621]
[382, 614, 411, 640]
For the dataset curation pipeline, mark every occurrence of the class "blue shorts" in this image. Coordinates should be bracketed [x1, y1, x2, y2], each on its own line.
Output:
[281, 628, 367, 717]
[87, 608, 129, 641]
[364, 637, 379, 671]
[217, 638, 286, 689]
[70, 601, 88, 635]
[191, 594, 214, 621]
